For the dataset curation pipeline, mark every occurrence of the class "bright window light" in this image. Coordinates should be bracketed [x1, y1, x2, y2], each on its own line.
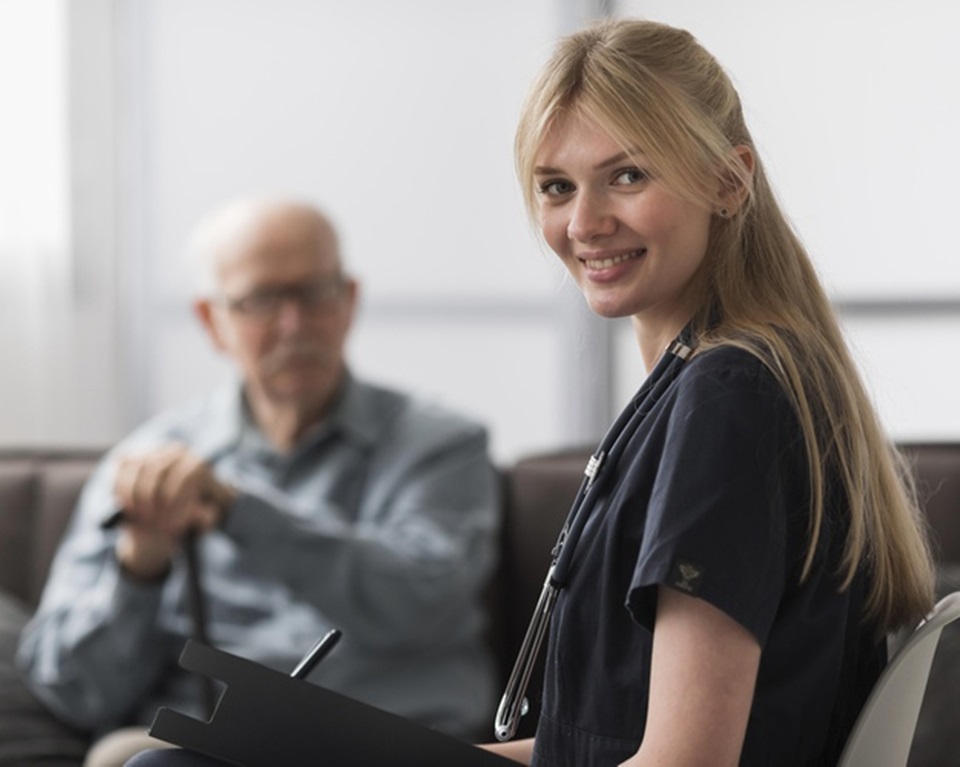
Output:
[0, 0, 68, 262]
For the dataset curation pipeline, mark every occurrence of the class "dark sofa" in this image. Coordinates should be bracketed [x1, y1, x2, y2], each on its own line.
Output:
[0, 445, 958, 765]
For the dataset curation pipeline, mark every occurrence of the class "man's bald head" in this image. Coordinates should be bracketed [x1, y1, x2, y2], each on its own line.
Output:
[189, 199, 342, 297]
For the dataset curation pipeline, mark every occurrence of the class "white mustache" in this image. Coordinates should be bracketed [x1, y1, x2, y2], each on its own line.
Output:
[262, 343, 332, 374]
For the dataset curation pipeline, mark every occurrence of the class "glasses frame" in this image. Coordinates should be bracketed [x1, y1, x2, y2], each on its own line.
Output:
[220, 275, 349, 319]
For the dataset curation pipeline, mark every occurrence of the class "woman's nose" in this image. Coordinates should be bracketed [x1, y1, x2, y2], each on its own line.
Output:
[566, 192, 616, 242]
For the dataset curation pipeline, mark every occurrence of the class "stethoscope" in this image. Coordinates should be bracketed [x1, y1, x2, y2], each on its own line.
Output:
[494, 336, 694, 742]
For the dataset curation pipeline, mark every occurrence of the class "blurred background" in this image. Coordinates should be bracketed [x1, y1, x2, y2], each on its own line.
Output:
[1, 0, 958, 464]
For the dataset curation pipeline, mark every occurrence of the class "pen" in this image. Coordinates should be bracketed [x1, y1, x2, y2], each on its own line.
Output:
[290, 628, 342, 680]
[101, 509, 127, 529]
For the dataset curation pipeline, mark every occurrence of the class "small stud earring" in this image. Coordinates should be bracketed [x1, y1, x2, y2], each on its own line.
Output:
[718, 207, 730, 218]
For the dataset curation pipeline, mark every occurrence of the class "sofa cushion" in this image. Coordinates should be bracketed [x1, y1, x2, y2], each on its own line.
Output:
[0, 591, 88, 765]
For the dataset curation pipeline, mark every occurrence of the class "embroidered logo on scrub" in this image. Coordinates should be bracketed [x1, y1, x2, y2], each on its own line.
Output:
[669, 559, 705, 595]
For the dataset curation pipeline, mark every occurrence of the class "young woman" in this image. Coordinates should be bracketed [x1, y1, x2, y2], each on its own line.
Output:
[482, 17, 935, 767]
[126, 17, 935, 767]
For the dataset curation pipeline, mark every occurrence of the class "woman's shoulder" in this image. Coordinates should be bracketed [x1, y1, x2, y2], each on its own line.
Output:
[670, 342, 791, 416]
[685, 343, 776, 386]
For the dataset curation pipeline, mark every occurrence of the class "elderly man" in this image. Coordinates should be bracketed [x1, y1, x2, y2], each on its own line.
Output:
[17, 199, 500, 767]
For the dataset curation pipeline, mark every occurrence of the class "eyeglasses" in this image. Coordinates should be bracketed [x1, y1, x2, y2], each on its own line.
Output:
[222, 277, 348, 318]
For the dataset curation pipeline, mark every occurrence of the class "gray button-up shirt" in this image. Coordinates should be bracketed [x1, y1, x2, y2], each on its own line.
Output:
[17, 374, 500, 740]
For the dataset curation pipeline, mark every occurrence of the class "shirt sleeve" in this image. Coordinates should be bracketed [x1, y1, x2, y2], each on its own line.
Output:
[221, 410, 501, 650]
[626, 353, 800, 646]
[14, 449, 182, 731]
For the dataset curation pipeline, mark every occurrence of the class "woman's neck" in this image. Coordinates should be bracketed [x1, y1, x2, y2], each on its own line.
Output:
[632, 315, 691, 373]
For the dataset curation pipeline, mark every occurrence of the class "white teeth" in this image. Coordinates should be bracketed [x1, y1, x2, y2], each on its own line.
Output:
[587, 250, 644, 269]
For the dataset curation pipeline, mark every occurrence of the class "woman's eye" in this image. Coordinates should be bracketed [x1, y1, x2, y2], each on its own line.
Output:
[613, 168, 647, 185]
[538, 179, 574, 196]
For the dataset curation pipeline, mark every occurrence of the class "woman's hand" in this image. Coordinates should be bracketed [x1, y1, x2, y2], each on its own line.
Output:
[476, 737, 535, 765]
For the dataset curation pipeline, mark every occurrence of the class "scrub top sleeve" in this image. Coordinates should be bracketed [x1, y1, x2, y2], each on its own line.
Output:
[627, 355, 796, 646]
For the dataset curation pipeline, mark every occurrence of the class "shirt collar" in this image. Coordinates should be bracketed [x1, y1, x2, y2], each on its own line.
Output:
[206, 370, 384, 460]
[316, 370, 383, 448]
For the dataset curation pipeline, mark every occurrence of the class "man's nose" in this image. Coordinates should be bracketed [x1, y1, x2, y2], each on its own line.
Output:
[274, 298, 306, 334]
[566, 193, 616, 242]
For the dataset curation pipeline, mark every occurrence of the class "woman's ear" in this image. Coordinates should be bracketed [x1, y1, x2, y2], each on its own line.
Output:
[716, 145, 755, 217]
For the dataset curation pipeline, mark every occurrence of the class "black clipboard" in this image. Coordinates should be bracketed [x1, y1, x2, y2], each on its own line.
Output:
[148, 641, 515, 766]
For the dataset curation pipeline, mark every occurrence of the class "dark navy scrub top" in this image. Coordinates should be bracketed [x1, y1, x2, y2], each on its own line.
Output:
[530, 343, 885, 767]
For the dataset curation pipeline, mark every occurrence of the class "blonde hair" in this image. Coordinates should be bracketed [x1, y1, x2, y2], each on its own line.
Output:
[516, 19, 935, 632]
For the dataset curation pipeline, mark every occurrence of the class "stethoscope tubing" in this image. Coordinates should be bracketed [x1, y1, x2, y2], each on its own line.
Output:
[493, 336, 695, 742]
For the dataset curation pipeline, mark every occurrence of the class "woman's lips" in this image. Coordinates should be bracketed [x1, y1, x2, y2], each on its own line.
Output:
[579, 248, 646, 273]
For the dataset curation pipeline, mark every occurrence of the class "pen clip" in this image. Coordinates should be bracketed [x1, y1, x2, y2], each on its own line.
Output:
[290, 628, 342, 680]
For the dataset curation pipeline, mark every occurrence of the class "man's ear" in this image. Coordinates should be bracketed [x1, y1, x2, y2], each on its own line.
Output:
[194, 299, 228, 353]
[717, 145, 755, 216]
[342, 278, 360, 331]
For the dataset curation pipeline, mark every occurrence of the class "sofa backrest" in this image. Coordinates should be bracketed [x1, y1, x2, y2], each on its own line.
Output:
[0, 442, 957, 722]
[900, 443, 960, 564]
[2, 443, 959, 604]
[0, 450, 104, 607]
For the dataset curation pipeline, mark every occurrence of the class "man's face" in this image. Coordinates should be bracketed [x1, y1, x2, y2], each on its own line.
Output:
[198, 209, 357, 417]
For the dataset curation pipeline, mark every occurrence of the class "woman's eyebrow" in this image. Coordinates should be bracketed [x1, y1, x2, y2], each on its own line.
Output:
[533, 165, 564, 176]
[534, 150, 643, 177]
[595, 150, 635, 170]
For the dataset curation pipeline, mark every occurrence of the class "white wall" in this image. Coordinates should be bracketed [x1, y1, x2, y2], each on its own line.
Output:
[122, 0, 577, 463]
[0, 0, 125, 447]
[2, 0, 958, 457]
[621, 0, 960, 298]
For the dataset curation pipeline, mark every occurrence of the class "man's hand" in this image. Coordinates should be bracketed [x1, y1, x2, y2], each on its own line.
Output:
[112, 445, 236, 580]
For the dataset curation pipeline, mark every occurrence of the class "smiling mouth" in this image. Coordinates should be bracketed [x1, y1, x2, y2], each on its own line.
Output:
[580, 249, 646, 269]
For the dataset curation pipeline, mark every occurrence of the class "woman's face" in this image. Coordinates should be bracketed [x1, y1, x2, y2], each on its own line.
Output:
[534, 111, 713, 342]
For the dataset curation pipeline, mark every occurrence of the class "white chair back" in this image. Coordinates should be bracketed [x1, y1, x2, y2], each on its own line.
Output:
[838, 591, 960, 766]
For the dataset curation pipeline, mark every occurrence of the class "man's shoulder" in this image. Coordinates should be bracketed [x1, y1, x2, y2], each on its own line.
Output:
[351, 378, 488, 447]
[119, 384, 237, 451]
